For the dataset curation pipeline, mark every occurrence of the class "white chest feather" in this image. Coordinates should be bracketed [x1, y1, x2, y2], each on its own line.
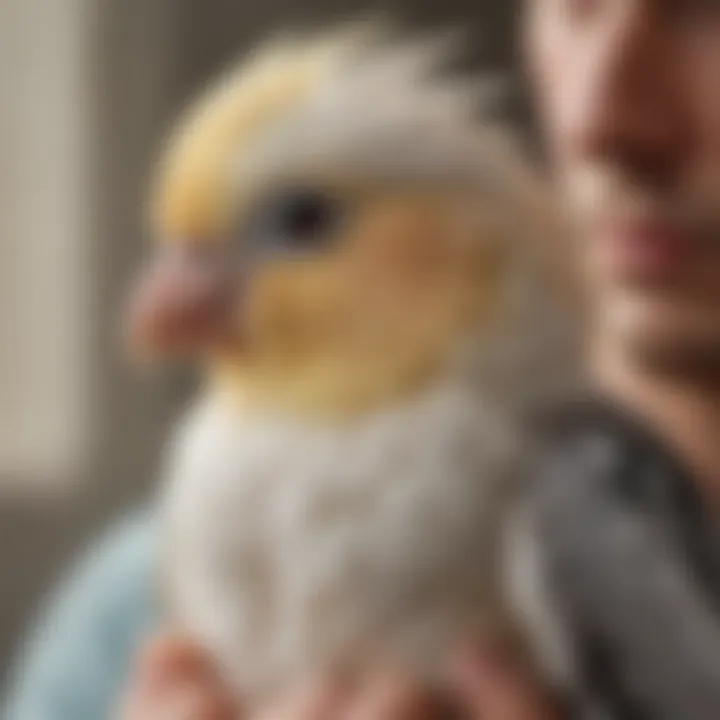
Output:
[161, 380, 524, 699]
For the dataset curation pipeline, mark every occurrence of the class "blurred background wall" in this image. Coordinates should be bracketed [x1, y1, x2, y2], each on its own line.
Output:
[0, 0, 523, 680]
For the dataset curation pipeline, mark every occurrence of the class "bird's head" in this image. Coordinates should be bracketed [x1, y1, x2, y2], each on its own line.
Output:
[126, 24, 574, 417]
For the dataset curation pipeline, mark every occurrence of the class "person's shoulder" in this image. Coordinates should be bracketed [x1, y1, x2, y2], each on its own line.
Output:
[527, 393, 680, 508]
[531, 393, 654, 456]
[519, 398, 720, 720]
[507, 397, 672, 690]
[518, 392, 695, 588]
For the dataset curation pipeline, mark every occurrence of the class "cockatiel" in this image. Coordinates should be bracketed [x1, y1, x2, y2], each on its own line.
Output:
[127, 22, 577, 709]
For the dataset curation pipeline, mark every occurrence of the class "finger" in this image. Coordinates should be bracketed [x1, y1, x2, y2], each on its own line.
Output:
[450, 643, 557, 720]
[138, 633, 228, 696]
[121, 678, 239, 720]
[158, 683, 236, 720]
[140, 634, 214, 677]
[159, 685, 206, 720]
[343, 673, 438, 720]
[129, 636, 241, 719]
[114, 640, 180, 718]
[452, 649, 523, 717]
[256, 674, 351, 720]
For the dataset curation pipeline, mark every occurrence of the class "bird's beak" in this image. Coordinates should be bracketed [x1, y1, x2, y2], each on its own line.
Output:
[125, 243, 239, 360]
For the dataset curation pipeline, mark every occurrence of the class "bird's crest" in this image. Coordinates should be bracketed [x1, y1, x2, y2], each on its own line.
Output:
[152, 19, 513, 240]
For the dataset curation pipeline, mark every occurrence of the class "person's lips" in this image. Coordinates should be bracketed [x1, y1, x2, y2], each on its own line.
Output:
[601, 217, 695, 283]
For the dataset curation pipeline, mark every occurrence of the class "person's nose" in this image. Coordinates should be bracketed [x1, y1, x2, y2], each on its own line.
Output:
[566, 5, 685, 185]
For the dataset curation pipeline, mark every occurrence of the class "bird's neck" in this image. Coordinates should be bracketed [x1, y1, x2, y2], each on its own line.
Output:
[206, 352, 461, 422]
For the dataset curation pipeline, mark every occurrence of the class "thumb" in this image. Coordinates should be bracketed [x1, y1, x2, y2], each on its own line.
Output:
[136, 634, 215, 687]
[449, 641, 560, 720]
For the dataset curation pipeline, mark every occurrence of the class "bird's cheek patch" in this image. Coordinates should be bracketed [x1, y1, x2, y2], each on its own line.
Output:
[241, 262, 347, 357]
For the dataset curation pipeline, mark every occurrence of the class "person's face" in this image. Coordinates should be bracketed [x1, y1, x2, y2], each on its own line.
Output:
[525, 0, 720, 376]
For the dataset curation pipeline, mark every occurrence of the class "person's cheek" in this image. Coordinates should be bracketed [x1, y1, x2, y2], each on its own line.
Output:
[524, 13, 572, 170]
[683, 28, 720, 183]
[524, 4, 610, 174]
[682, 31, 720, 297]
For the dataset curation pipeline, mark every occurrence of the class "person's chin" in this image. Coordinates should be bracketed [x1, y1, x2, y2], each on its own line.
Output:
[605, 294, 720, 377]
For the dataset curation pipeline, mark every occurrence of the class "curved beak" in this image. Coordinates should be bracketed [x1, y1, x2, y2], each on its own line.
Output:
[125, 244, 239, 360]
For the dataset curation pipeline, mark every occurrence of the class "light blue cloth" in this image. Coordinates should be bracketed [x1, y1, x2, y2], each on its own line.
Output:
[3, 512, 159, 720]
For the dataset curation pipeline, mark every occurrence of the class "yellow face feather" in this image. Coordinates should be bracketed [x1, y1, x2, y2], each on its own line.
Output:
[138, 23, 567, 418]
[153, 49, 329, 239]
[211, 190, 511, 415]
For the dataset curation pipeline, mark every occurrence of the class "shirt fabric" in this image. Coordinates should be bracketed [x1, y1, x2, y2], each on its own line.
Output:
[531, 396, 720, 720]
[2, 512, 159, 720]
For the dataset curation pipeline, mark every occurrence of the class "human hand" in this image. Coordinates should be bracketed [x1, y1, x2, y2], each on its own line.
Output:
[448, 639, 565, 720]
[117, 634, 563, 720]
[251, 640, 564, 720]
[252, 670, 443, 720]
[116, 634, 237, 720]
[117, 637, 439, 720]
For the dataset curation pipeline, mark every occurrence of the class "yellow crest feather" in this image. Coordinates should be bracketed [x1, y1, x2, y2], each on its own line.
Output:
[151, 20, 390, 239]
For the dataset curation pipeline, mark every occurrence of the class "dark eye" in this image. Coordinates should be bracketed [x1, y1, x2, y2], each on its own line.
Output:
[253, 188, 342, 253]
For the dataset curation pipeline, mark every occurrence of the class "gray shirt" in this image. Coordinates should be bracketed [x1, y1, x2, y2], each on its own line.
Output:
[531, 398, 720, 720]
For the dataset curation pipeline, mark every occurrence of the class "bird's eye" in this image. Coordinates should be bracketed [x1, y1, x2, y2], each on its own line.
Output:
[277, 190, 336, 239]
[252, 188, 342, 253]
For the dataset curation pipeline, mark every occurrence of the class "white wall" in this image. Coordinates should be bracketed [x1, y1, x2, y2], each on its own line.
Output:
[0, 0, 94, 484]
